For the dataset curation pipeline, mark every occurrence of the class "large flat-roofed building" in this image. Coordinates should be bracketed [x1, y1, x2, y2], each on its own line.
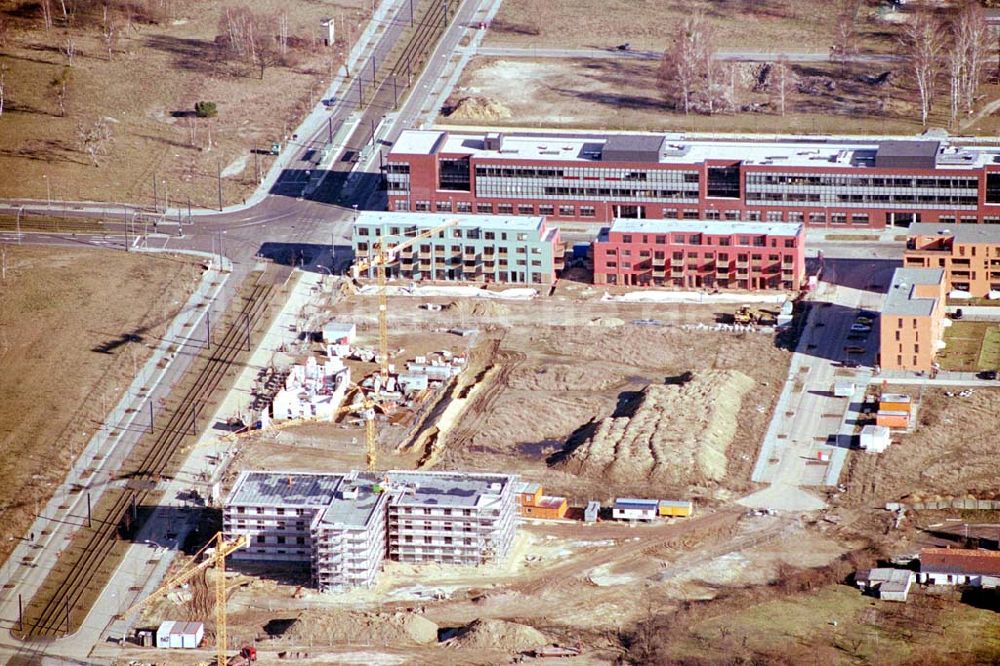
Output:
[386, 129, 1000, 228]
[879, 268, 947, 372]
[351, 211, 563, 284]
[224, 469, 518, 590]
[592, 219, 804, 289]
[903, 223, 1000, 297]
[386, 470, 518, 565]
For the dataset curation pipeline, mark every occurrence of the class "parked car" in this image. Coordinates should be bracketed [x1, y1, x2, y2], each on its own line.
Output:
[977, 370, 998, 380]
[855, 316, 874, 325]
[850, 323, 872, 332]
[844, 345, 866, 354]
[841, 360, 861, 368]
[951, 308, 964, 320]
[847, 333, 868, 341]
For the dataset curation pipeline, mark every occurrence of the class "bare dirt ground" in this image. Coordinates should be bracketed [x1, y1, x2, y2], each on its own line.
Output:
[443, 56, 975, 135]
[839, 387, 1000, 510]
[0, 0, 367, 206]
[0, 246, 202, 563]
[484, 0, 896, 53]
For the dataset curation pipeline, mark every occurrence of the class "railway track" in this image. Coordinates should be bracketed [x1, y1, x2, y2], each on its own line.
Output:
[14, 280, 275, 641]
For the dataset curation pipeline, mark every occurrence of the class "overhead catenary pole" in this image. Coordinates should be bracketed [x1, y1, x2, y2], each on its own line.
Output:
[149, 401, 154, 434]
[86, 492, 92, 528]
[217, 160, 223, 211]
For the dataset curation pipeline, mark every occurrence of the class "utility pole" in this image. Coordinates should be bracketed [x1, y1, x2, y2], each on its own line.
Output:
[152, 174, 158, 213]
[328, 117, 334, 144]
[149, 401, 154, 434]
[409, 0, 414, 25]
[217, 159, 223, 211]
[86, 492, 92, 528]
[205, 309, 211, 350]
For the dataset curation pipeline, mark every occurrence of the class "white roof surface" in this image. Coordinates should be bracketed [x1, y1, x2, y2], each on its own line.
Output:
[609, 218, 802, 237]
[393, 129, 1000, 170]
[355, 210, 544, 233]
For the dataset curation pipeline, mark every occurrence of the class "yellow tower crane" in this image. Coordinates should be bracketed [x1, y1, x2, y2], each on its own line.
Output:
[352, 218, 460, 386]
[334, 383, 378, 470]
[117, 532, 249, 666]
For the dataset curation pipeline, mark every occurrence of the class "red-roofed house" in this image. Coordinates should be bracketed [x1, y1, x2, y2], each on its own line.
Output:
[918, 547, 1000, 587]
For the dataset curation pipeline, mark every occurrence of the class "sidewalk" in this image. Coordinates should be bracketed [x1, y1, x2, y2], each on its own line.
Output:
[0, 260, 231, 659]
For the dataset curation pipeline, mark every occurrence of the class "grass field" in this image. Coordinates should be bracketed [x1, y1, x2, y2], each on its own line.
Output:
[0, 246, 202, 564]
[674, 584, 1000, 664]
[0, 0, 367, 207]
[484, 0, 898, 53]
[937, 321, 999, 372]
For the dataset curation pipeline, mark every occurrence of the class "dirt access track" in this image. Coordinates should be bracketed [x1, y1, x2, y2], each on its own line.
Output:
[0, 246, 202, 564]
[0, 0, 368, 206]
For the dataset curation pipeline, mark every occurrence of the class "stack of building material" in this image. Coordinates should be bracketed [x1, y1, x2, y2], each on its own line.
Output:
[876, 393, 912, 428]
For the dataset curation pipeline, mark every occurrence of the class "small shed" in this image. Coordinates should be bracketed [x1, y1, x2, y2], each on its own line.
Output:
[833, 381, 855, 398]
[856, 568, 912, 602]
[859, 425, 891, 453]
[658, 499, 694, 518]
[156, 621, 204, 649]
[584, 501, 600, 523]
[613, 498, 658, 522]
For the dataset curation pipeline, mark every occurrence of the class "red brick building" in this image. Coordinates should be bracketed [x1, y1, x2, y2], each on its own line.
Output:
[592, 219, 805, 290]
[385, 129, 1000, 228]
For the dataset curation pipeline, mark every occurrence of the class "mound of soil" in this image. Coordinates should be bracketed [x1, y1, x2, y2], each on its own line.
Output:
[562, 370, 754, 485]
[281, 609, 438, 646]
[448, 95, 513, 121]
[452, 618, 547, 652]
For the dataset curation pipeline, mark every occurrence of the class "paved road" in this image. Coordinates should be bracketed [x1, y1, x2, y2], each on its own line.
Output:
[472, 45, 903, 64]
[741, 257, 897, 511]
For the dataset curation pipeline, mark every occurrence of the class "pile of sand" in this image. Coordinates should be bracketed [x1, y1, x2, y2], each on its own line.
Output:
[451, 618, 547, 652]
[563, 370, 754, 484]
[447, 95, 513, 121]
[282, 610, 438, 646]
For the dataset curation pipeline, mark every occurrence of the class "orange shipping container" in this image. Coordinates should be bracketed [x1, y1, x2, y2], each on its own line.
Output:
[521, 496, 568, 520]
[876, 410, 910, 429]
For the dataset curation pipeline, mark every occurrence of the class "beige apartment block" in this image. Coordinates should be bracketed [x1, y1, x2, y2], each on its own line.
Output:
[879, 268, 946, 372]
[904, 224, 1000, 297]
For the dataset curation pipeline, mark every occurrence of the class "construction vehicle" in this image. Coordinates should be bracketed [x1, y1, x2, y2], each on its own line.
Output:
[732, 306, 776, 326]
[117, 532, 249, 666]
[352, 218, 460, 386]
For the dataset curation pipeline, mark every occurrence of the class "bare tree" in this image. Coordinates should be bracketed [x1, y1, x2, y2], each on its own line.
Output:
[954, 0, 989, 115]
[948, 40, 963, 126]
[76, 117, 115, 166]
[774, 58, 794, 116]
[902, 6, 946, 126]
[62, 36, 77, 66]
[102, 7, 119, 61]
[830, 0, 862, 72]
[40, 0, 53, 30]
[277, 11, 289, 58]
[658, 12, 716, 114]
[50, 66, 71, 117]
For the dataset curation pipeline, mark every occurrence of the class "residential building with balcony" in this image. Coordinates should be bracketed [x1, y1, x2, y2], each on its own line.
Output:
[224, 469, 518, 591]
[386, 470, 518, 566]
[592, 219, 804, 290]
[385, 129, 1000, 228]
[351, 211, 563, 285]
[903, 223, 1000, 297]
[879, 268, 947, 372]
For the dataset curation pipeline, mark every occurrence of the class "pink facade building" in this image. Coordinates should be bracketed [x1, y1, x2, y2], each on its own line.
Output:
[592, 219, 805, 290]
[386, 129, 1000, 229]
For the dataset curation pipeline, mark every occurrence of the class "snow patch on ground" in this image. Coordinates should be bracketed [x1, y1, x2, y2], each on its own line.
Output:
[602, 291, 787, 304]
[221, 155, 249, 178]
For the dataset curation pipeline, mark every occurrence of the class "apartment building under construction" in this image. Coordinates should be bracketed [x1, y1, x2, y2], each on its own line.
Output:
[224, 469, 518, 591]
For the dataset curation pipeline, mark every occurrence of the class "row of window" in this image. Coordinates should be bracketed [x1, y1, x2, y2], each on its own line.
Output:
[746, 192, 979, 207]
[602, 251, 794, 262]
[610, 234, 797, 248]
[473, 166, 699, 183]
[747, 173, 979, 189]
